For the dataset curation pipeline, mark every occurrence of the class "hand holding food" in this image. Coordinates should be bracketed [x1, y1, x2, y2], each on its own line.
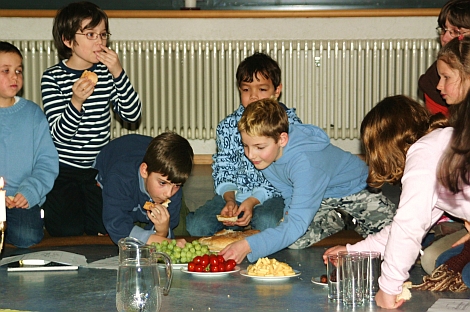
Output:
[81, 70, 98, 85]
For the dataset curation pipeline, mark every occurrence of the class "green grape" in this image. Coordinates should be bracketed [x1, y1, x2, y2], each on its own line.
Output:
[191, 240, 199, 246]
[185, 242, 192, 249]
[161, 240, 169, 246]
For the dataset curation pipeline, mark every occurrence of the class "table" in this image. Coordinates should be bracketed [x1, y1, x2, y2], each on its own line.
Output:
[1, 245, 469, 311]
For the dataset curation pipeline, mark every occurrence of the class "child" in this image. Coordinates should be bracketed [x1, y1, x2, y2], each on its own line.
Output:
[41, 1, 142, 237]
[219, 98, 395, 264]
[320, 94, 470, 309]
[93, 132, 193, 246]
[419, 0, 470, 116]
[186, 52, 302, 236]
[0, 41, 59, 248]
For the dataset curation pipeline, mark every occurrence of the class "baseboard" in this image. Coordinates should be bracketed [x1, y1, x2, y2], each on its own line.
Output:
[194, 154, 213, 165]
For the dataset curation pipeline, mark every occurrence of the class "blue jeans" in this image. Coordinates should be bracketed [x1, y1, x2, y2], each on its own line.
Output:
[436, 244, 470, 287]
[6, 204, 44, 248]
[186, 195, 284, 236]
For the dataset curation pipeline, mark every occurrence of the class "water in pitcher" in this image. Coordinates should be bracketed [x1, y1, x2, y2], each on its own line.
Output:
[116, 261, 162, 312]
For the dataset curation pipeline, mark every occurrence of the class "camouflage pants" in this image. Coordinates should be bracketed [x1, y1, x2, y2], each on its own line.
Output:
[288, 189, 396, 249]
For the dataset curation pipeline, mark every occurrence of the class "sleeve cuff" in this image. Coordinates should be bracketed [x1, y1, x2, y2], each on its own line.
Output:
[216, 183, 238, 197]
[129, 226, 153, 244]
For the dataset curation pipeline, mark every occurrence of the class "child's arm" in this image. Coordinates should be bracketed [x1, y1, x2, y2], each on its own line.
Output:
[95, 45, 123, 78]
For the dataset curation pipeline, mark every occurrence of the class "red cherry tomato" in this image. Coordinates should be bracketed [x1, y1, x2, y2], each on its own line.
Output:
[210, 255, 219, 267]
[188, 262, 196, 272]
[217, 255, 225, 264]
[193, 256, 202, 265]
[202, 254, 210, 262]
[210, 264, 219, 272]
[225, 259, 236, 271]
[201, 257, 209, 269]
[195, 264, 204, 272]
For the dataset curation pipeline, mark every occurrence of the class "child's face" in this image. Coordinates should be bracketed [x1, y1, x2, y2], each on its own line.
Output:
[437, 59, 470, 104]
[0, 52, 23, 106]
[64, 18, 108, 69]
[240, 131, 288, 170]
[239, 74, 282, 108]
[440, 19, 470, 47]
[140, 163, 182, 204]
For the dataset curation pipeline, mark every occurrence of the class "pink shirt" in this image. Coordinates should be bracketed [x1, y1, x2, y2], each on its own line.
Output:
[347, 127, 470, 295]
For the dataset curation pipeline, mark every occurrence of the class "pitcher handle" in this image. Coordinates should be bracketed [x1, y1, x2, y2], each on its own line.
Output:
[153, 251, 173, 295]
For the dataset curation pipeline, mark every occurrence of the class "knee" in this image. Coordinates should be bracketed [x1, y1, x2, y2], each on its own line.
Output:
[7, 226, 44, 248]
[186, 212, 219, 236]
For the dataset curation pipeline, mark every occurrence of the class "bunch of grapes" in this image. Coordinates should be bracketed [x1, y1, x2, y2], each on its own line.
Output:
[151, 239, 212, 264]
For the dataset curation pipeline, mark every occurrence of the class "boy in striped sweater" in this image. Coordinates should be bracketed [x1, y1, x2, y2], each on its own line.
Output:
[41, 1, 142, 237]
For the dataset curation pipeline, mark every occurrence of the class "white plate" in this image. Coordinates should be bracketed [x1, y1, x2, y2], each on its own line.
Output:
[180, 266, 240, 276]
[158, 263, 188, 269]
[239, 269, 301, 281]
[311, 276, 328, 286]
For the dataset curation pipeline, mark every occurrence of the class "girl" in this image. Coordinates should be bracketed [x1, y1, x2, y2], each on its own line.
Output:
[41, 2, 142, 237]
[419, 0, 470, 116]
[322, 92, 470, 309]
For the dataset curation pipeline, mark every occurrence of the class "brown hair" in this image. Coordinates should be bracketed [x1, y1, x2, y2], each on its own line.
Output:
[238, 98, 289, 142]
[439, 91, 470, 193]
[236, 52, 281, 90]
[142, 132, 194, 184]
[438, 0, 470, 29]
[361, 95, 448, 188]
[52, 1, 109, 60]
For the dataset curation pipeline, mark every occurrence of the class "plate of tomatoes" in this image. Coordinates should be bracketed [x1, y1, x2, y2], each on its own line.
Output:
[181, 254, 239, 276]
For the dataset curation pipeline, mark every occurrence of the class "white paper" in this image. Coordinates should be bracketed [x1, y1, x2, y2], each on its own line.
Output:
[0, 251, 88, 268]
[428, 299, 470, 311]
[0, 189, 6, 222]
[87, 255, 119, 270]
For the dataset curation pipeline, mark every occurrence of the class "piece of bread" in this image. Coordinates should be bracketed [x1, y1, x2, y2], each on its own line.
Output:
[143, 199, 171, 211]
[81, 70, 98, 85]
[396, 281, 412, 302]
[216, 215, 238, 222]
[198, 229, 260, 252]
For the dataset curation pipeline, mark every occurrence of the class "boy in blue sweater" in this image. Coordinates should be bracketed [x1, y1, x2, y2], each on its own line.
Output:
[186, 52, 302, 236]
[220, 98, 396, 263]
[0, 41, 59, 248]
[94, 133, 193, 246]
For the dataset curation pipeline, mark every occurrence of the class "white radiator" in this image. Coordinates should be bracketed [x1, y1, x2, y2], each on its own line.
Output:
[13, 39, 439, 140]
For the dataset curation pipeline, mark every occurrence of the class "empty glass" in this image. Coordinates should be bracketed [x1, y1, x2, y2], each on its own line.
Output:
[340, 252, 364, 306]
[361, 251, 381, 299]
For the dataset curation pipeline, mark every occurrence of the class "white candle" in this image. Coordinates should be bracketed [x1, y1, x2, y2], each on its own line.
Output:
[0, 177, 6, 222]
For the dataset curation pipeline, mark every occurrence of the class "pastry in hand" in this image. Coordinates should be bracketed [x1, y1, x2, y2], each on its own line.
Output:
[81, 70, 98, 85]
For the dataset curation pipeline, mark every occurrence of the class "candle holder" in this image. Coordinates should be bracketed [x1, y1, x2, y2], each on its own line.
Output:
[0, 221, 5, 253]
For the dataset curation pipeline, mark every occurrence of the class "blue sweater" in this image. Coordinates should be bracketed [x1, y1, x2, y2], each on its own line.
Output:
[0, 97, 59, 207]
[246, 124, 368, 261]
[212, 103, 302, 204]
[94, 134, 182, 244]
[41, 61, 142, 169]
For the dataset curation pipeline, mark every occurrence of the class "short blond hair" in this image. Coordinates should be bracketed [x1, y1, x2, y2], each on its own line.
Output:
[238, 98, 289, 142]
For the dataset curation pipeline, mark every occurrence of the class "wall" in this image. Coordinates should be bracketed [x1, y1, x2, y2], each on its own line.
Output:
[0, 15, 439, 157]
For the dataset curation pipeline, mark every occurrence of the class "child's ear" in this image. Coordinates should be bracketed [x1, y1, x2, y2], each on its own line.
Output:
[139, 163, 149, 179]
[274, 83, 282, 99]
[279, 132, 288, 147]
[62, 36, 73, 49]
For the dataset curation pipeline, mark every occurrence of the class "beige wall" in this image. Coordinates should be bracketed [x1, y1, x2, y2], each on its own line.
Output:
[0, 15, 439, 156]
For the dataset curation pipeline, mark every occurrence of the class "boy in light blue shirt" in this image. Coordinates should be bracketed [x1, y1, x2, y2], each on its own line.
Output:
[220, 98, 395, 263]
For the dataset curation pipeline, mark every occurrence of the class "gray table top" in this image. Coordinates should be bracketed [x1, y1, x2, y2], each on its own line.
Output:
[1, 245, 469, 312]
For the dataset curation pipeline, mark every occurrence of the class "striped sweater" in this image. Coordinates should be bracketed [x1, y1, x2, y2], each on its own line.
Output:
[41, 61, 142, 169]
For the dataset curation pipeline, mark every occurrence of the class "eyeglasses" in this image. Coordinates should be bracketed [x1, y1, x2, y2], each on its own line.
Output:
[436, 27, 468, 38]
[76, 32, 111, 40]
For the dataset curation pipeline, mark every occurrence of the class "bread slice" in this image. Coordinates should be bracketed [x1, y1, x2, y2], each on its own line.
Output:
[81, 70, 98, 85]
[396, 281, 412, 302]
[216, 215, 238, 222]
[198, 229, 260, 252]
[143, 199, 171, 211]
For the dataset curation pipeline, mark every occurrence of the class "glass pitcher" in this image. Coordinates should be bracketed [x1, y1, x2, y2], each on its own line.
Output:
[116, 237, 173, 312]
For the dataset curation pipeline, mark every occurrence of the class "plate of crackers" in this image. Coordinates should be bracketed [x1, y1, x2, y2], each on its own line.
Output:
[240, 257, 300, 281]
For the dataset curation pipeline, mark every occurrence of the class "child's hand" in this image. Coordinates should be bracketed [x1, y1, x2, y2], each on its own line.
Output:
[95, 45, 123, 78]
[322, 245, 347, 264]
[452, 220, 470, 247]
[375, 289, 404, 309]
[219, 239, 251, 264]
[233, 197, 258, 227]
[71, 77, 96, 109]
[148, 203, 170, 237]
[6, 193, 29, 209]
[220, 200, 238, 225]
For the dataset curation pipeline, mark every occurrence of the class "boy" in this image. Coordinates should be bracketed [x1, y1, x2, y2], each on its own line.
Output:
[0, 41, 59, 248]
[41, 2, 142, 237]
[93, 132, 193, 245]
[219, 98, 396, 263]
[186, 52, 302, 236]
